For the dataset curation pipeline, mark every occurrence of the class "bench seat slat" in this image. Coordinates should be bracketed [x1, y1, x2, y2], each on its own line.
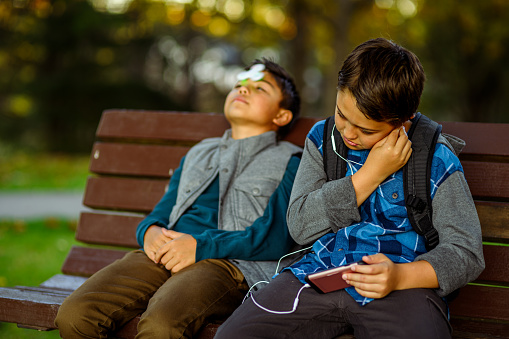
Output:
[90, 142, 188, 178]
[0, 287, 68, 330]
[39, 274, 88, 290]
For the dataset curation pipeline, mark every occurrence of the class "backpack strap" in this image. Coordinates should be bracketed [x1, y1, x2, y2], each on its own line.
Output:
[323, 116, 347, 181]
[403, 113, 442, 251]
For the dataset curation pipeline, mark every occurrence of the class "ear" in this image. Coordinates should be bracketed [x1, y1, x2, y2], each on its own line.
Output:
[272, 109, 293, 127]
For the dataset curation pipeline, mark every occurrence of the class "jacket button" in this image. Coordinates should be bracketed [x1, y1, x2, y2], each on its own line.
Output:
[253, 188, 260, 195]
[392, 192, 398, 199]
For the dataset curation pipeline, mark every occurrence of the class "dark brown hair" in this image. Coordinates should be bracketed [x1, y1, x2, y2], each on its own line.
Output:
[246, 58, 300, 139]
[337, 38, 425, 126]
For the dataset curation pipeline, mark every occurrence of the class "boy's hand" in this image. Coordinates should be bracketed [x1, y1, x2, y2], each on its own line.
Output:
[352, 126, 412, 206]
[364, 126, 412, 182]
[343, 254, 440, 299]
[154, 229, 197, 273]
[342, 253, 402, 299]
[143, 225, 173, 262]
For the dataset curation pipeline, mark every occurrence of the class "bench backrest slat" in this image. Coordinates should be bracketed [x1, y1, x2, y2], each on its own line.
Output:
[97, 110, 231, 142]
[462, 161, 509, 200]
[90, 143, 189, 178]
[475, 202, 509, 242]
[83, 177, 167, 213]
[441, 121, 509, 157]
[76, 212, 141, 248]
[61, 247, 128, 276]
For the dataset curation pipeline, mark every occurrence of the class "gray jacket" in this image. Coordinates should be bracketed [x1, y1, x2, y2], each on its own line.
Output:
[287, 133, 485, 297]
[169, 129, 302, 286]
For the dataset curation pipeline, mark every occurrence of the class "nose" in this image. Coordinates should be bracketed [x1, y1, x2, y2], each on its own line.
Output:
[238, 86, 248, 94]
[343, 122, 356, 140]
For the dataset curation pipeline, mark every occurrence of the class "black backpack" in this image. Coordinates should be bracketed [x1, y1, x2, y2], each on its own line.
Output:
[323, 112, 442, 251]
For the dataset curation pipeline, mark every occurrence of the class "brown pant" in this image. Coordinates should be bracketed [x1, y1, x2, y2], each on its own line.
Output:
[55, 250, 248, 339]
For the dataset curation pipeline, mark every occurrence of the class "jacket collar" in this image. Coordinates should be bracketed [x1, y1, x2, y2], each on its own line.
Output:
[220, 129, 278, 155]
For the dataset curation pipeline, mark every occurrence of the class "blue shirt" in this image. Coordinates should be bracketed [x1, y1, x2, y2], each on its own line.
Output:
[284, 121, 463, 305]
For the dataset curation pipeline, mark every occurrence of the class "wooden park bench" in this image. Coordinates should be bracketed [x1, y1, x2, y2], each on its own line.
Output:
[0, 110, 508, 338]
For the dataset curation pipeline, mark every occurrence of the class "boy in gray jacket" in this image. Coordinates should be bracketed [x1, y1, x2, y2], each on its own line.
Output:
[216, 38, 484, 339]
[55, 58, 302, 338]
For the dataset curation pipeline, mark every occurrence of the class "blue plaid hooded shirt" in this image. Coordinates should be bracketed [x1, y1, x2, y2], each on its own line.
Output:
[283, 120, 463, 306]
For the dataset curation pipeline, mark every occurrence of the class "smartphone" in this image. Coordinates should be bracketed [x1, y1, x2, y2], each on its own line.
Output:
[305, 261, 367, 294]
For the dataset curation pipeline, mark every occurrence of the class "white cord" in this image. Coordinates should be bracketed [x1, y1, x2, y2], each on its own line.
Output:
[274, 245, 313, 274]
[243, 246, 314, 314]
[331, 123, 363, 174]
[242, 280, 270, 304]
[250, 283, 310, 314]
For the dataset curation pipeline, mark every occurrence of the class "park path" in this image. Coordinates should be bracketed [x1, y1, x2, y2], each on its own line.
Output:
[0, 191, 85, 219]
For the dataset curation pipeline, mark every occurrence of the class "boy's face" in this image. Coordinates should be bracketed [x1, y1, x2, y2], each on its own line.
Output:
[334, 90, 397, 150]
[224, 71, 291, 138]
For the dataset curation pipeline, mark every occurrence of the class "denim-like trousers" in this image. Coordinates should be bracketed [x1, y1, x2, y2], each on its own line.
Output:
[216, 271, 452, 339]
[55, 250, 248, 339]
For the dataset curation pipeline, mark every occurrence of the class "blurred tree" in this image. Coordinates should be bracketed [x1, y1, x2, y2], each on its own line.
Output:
[345, 0, 509, 123]
[0, 0, 182, 153]
[0, 0, 507, 155]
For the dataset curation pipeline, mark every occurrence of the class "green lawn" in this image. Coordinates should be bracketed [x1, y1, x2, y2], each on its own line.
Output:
[0, 219, 79, 338]
[0, 151, 87, 337]
[0, 150, 89, 191]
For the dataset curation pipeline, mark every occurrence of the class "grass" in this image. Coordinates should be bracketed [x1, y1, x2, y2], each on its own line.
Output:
[0, 150, 89, 191]
[0, 151, 87, 337]
[0, 218, 79, 338]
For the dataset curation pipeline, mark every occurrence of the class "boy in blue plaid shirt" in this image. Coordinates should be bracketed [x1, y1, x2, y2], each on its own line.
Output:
[216, 38, 484, 339]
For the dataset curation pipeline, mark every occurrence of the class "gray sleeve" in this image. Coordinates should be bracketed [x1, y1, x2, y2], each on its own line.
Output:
[415, 171, 485, 297]
[286, 138, 360, 245]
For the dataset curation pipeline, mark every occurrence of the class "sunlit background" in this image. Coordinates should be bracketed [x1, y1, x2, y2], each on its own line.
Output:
[1, 0, 508, 154]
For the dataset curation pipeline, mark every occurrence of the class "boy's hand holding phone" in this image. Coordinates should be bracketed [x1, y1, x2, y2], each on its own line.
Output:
[305, 256, 404, 298]
[342, 254, 402, 299]
[305, 260, 368, 294]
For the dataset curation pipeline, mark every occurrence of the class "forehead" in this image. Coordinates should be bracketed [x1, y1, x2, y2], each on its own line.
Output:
[261, 71, 280, 88]
[336, 90, 392, 130]
[242, 71, 282, 94]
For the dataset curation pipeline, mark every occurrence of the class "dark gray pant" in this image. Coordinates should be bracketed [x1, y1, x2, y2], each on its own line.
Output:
[215, 271, 451, 339]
